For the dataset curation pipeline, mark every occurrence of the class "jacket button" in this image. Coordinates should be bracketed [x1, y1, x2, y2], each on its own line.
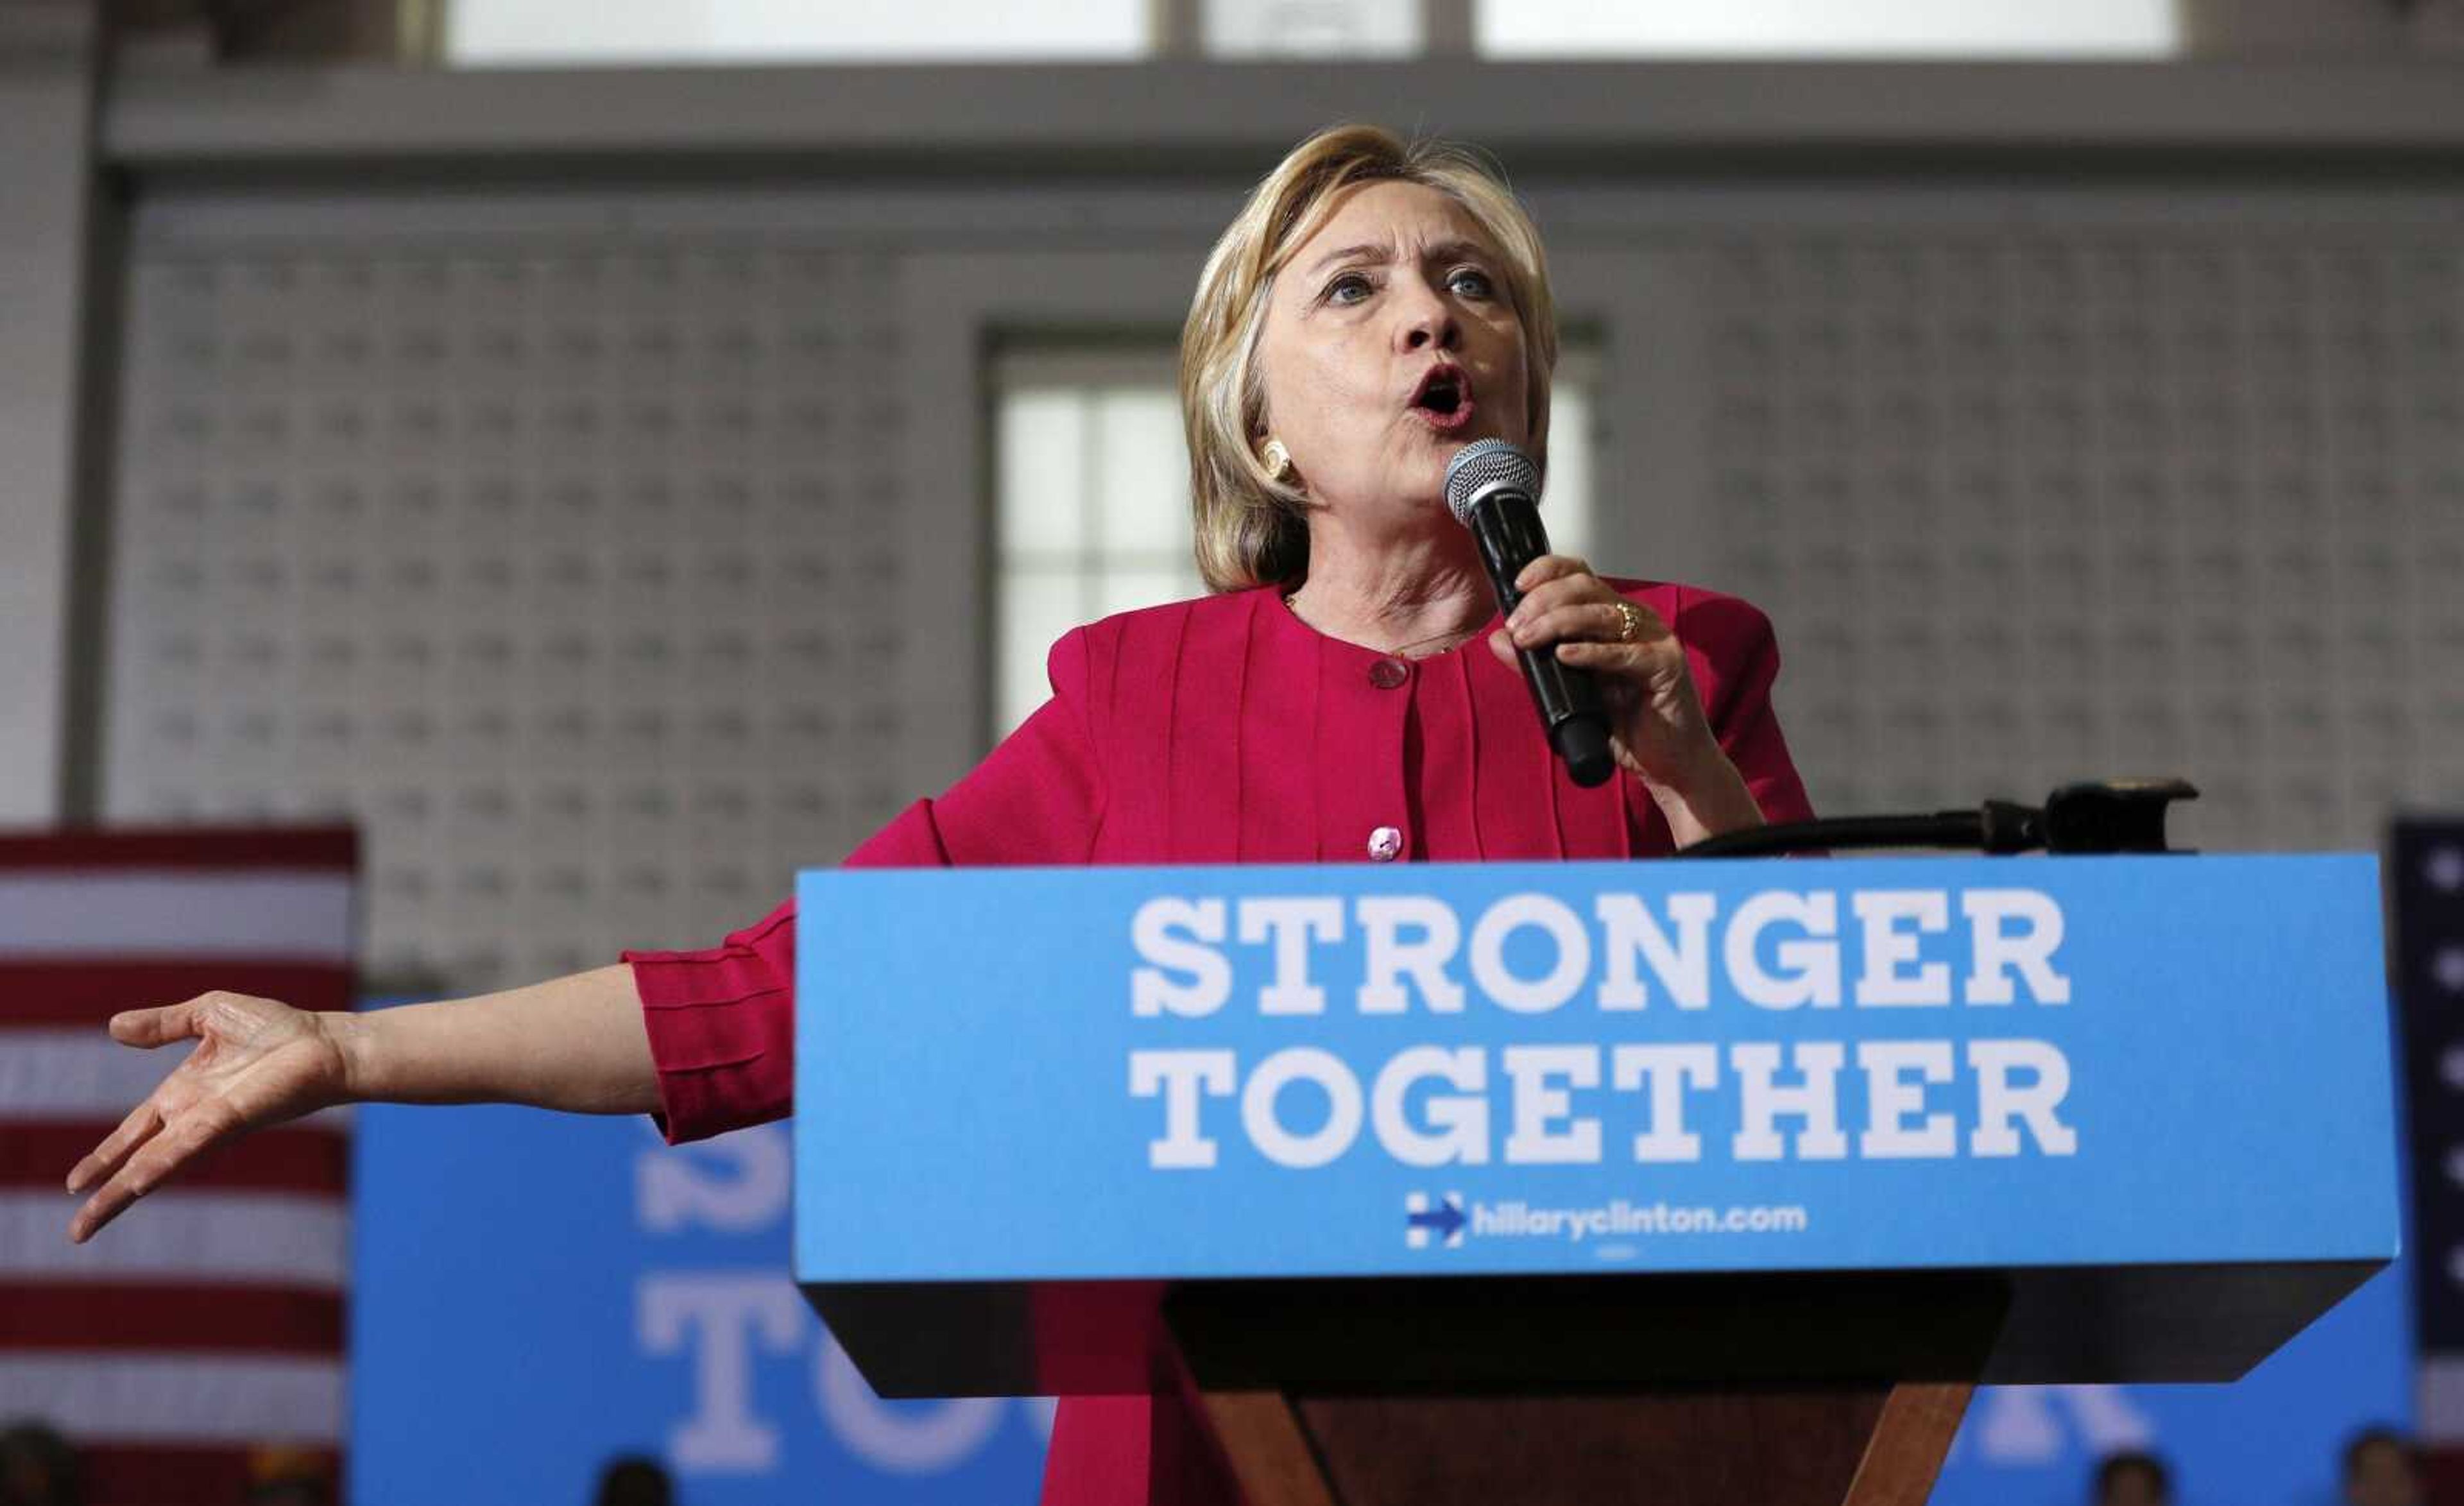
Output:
[1367, 826, 1405, 862]
[1367, 656, 1410, 689]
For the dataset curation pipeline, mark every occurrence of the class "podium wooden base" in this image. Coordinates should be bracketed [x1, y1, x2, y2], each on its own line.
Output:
[1196, 1383, 1973, 1506]
[1165, 1271, 2006, 1506]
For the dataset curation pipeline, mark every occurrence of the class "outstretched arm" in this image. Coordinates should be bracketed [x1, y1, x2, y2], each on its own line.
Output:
[65, 964, 654, 1244]
[71, 622, 1110, 1231]
[336, 963, 654, 1113]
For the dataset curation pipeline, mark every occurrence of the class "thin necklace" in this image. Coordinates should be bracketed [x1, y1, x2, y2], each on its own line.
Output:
[1281, 589, 1485, 660]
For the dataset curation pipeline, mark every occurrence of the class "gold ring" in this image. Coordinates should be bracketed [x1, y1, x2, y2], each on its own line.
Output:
[1613, 600, 1646, 643]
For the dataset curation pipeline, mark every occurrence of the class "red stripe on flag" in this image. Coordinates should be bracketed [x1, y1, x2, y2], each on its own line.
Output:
[0, 825, 357, 872]
[0, 1281, 345, 1354]
[74, 1441, 340, 1506]
[0, 1122, 346, 1195]
[0, 960, 357, 1025]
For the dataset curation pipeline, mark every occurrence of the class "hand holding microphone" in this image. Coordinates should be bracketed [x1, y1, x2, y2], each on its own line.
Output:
[1444, 439, 1740, 806]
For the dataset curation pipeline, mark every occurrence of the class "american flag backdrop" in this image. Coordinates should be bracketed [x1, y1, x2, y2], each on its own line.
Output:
[2395, 818, 2464, 1501]
[0, 826, 359, 1503]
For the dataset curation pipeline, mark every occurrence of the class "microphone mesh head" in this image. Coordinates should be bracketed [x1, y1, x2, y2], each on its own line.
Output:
[1443, 439, 1540, 527]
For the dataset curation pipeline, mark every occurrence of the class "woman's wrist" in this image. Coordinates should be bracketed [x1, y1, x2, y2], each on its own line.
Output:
[325, 968, 660, 1114]
[321, 997, 468, 1107]
[1647, 739, 1765, 849]
[325, 1008, 382, 1103]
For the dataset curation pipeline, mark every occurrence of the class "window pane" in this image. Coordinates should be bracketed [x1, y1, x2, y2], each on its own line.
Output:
[1204, 0, 1421, 57]
[1541, 381, 1594, 563]
[1093, 388, 1192, 558]
[449, 0, 1149, 65]
[1479, 0, 2176, 58]
[999, 389, 1090, 560]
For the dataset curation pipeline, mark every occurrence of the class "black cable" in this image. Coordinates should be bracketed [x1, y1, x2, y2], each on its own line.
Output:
[1677, 812, 1984, 859]
[1673, 780, 2196, 860]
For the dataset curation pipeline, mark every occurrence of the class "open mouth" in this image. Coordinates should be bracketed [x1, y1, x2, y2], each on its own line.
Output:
[1408, 366, 1475, 430]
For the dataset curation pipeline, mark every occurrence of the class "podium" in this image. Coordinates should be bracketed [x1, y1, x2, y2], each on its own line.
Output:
[791, 856, 2398, 1504]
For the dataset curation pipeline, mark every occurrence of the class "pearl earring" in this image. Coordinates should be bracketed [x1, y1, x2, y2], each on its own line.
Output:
[1260, 438, 1294, 481]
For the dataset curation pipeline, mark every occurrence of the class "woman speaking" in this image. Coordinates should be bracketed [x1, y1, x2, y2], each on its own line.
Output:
[64, 123, 1813, 1505]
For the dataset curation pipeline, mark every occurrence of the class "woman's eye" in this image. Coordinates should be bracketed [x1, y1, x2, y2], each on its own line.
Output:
[1450, 268, 1495, 298]
[1327, 273, 1374, 304]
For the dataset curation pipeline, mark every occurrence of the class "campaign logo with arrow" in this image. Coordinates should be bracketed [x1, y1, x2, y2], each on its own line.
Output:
[1405, 1191, 1467, 1249]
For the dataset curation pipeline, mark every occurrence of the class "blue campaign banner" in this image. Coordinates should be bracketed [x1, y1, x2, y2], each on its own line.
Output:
[795, 855, 2397, 1285]
[349, 1095, 1054, 1506]
[342, 1099, 2412, 1506]
[343, 1100, 2411, 1506]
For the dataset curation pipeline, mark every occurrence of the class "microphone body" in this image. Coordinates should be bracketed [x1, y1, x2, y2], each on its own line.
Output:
[1444, 440, 1617, 788]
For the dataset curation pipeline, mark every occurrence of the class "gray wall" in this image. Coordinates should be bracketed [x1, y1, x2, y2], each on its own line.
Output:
[46, 60, 2464, 992]
[0, 4, 101, 825]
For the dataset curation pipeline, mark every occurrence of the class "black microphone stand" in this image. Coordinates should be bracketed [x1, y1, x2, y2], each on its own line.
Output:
[1674, 777, 2199, 859]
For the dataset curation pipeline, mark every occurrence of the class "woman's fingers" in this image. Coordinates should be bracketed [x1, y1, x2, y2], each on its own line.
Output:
[69, 1097, 240, 1244]
[1515, 599, 1645, 651]
[71, 1160, 153, 1245]
[1505, 565, 1611, 635]
[123, 1095, 242, 1195]
[66, 997, 218, 1196]
[69, 1132, 160, 1244]
[109, 998, 207, 1048]
[1511, 553, 1593, 594]
[65, 1095, 169, 1196]
[70, 1159, 147, 1244]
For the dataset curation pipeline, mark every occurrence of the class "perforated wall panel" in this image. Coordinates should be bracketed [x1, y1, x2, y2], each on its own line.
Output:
[107, 246, 916, 991]
[1686, 235, 2464, 851]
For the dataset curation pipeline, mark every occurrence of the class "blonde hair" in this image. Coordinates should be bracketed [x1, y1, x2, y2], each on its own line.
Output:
[1179, 123, 1561, 593]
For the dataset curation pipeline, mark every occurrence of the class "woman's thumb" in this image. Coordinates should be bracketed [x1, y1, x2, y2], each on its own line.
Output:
[108, 998, 205, 1048]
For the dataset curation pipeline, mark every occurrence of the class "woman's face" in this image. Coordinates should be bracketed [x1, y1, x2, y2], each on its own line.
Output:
[1254, 179, 1532, 533]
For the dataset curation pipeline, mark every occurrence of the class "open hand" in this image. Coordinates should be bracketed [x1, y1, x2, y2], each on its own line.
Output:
[65, 991, 355, 1244]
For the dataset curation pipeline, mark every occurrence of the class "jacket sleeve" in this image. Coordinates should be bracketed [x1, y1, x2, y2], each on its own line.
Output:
[1677, 588, 1818, 827]
[619, 628, 1106, 1143]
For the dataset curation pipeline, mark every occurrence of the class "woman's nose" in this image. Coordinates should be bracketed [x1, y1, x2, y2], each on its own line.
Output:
[1393, 278, 1460, 352]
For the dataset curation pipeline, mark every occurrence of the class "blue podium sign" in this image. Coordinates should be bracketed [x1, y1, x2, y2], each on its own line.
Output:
[794, 856, 2397, 1396]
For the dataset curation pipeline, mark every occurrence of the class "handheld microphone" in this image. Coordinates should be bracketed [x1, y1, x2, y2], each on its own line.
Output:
[1443, 439, 1616, 788]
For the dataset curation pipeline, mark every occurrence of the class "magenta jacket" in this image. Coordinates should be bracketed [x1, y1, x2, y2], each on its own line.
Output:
[620, 579, 1815, 1505]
